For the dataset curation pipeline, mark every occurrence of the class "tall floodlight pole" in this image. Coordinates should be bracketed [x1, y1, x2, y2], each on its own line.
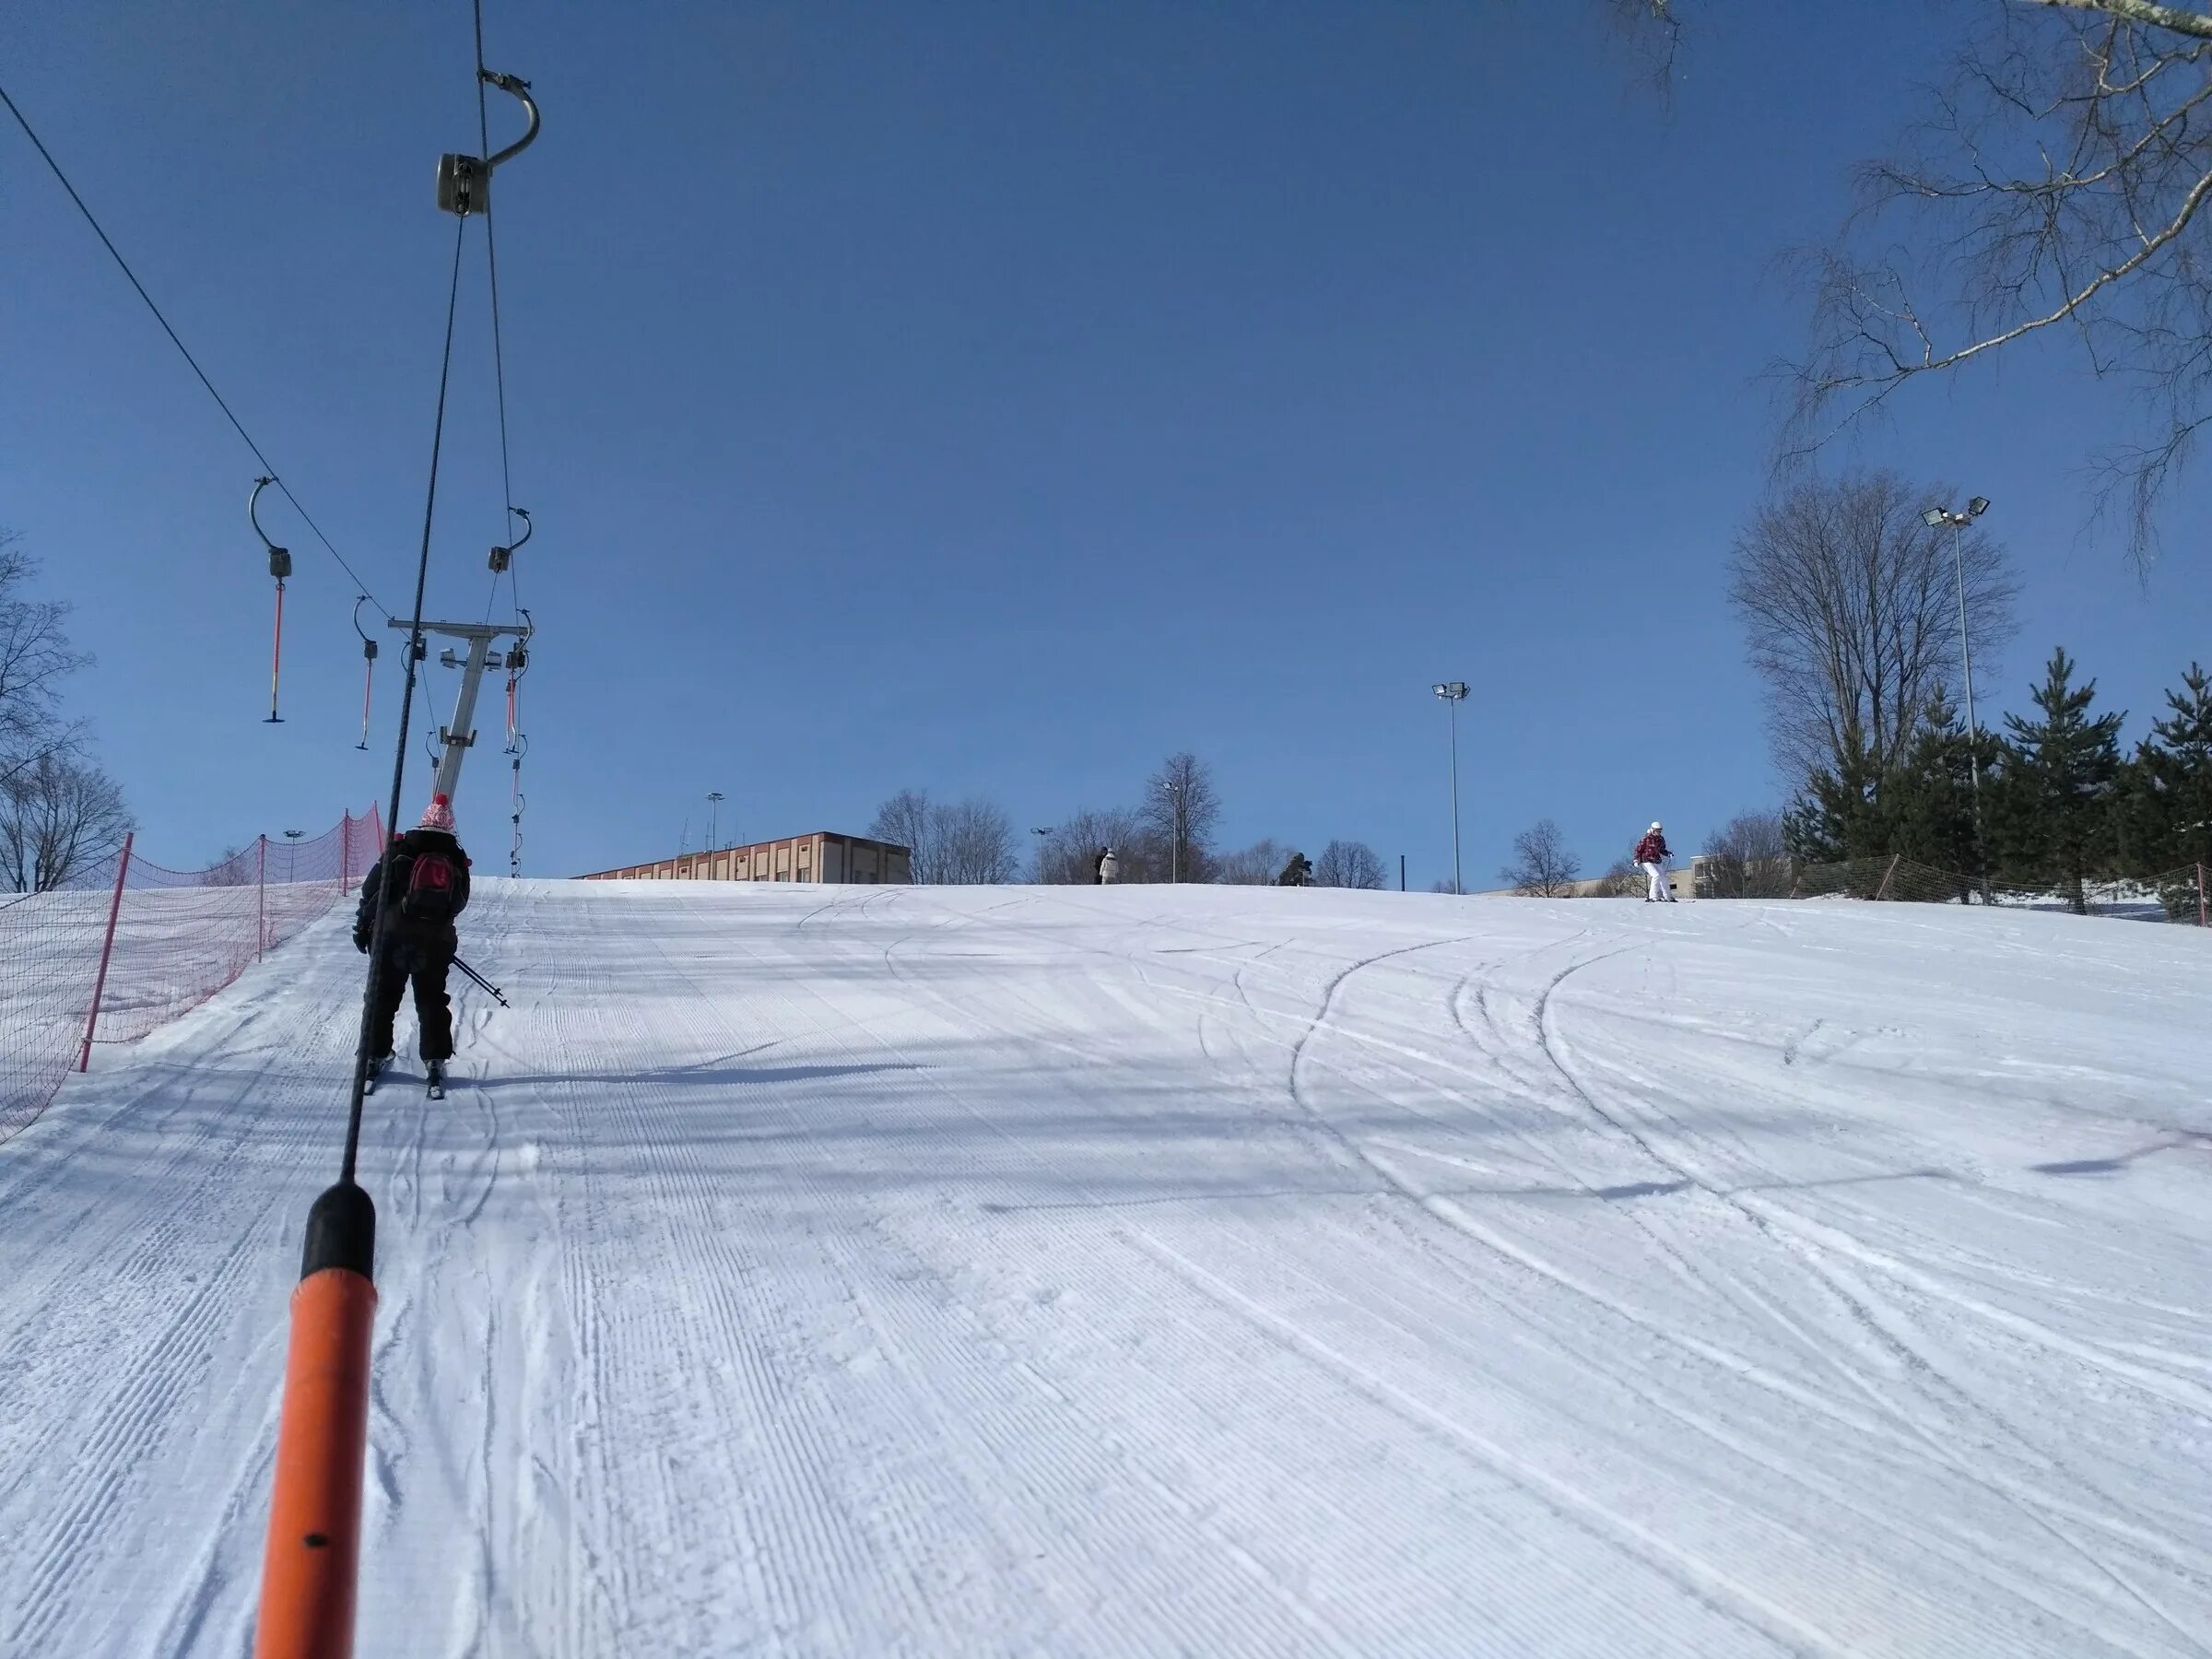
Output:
[706, 792, 724, 853]
[1160, 779, 1186, 883]
[1922, 498, 1992, 900]
[1433, 681, 1468, 895]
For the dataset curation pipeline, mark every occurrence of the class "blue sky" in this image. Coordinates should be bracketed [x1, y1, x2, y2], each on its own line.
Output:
[4, 1, 2206, 887]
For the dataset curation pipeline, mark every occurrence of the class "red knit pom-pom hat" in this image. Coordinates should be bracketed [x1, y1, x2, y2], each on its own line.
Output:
[419, 794, 455, 832]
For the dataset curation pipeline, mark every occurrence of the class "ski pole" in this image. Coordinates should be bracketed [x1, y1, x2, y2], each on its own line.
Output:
[451, 955, 511, 1008]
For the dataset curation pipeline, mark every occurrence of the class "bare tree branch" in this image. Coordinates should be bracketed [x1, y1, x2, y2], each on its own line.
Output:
[1778, 6, 2212, 563]
[1602, 0, 1685, 93]
[2020, 1, 2212, 40]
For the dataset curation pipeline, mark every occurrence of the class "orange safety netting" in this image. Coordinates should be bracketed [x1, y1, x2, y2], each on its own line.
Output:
[0, 807, 383, 1145]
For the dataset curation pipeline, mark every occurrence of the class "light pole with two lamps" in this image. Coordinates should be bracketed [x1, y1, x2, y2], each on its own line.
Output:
[1922, 495, 1992, 900]
[1158, 778, 1187, 884]
[1432, 681, 1468, 896]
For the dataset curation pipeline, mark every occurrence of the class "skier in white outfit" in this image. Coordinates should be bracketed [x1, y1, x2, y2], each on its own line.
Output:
[1096, 847, 1120, 885]
[1632, 822, 1676, 902]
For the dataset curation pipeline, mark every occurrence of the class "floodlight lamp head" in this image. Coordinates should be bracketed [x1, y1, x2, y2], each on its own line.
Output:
[1967, 496, 1990, 517]
[1922, 508, 1949, 528]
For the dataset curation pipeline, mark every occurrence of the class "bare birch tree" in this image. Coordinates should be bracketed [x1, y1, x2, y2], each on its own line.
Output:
[0, 752, 130, 892]
[1142, 752, 1221, 883]
[1213, 838, 1290, 886]
[932, 798, 1019, 884]
[869, 789, 937, 884]
[1730, 473, 2018, 791]
[1699, 808, 1791, 898]
[1502, 818, 1581, 897]
[872, 790, 1021, 883]
[1314, 839, 1387, 889]
[1592, 856, 1646, 898]
[199, 845, 256, 888]
[0, 538, 90, 793]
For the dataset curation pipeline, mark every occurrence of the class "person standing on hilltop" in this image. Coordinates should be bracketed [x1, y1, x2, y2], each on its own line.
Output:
[1632, 820, 1676, 904]
[1096, 846, 1120, 885]
[355, 793, 473, 1098]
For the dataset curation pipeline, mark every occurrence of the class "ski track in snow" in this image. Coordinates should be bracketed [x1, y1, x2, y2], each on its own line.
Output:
[2, 881, 2209, 1656]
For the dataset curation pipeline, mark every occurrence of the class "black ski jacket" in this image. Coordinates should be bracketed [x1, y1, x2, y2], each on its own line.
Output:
[355, 828, 472, 949]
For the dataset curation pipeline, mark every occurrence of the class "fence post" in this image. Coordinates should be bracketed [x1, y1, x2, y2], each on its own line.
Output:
[1873, 853, 1902, 902]
[341, 814, 352, 898]
[259, 835, 268, 961]
[78, 833, 135, 1072]
[2200, 863, 2207, 929]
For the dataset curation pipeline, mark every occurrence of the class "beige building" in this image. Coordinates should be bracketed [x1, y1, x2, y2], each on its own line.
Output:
[579, 831, 912, 885]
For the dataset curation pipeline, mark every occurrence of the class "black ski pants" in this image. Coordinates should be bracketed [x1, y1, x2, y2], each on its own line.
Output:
[367, 931, 456, 1062]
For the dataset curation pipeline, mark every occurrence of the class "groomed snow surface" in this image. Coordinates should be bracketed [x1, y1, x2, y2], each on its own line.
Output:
[2, 881, 2207, 1656]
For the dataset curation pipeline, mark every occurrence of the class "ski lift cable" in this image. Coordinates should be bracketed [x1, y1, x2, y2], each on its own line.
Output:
[472, 0, 528, 633]
[0, 78, 392, 621]
[261, 25, 541, 1655]
[346, 14, 539, 1166]
[476, 0, 518, 534]
[341, 212, 469, 1189]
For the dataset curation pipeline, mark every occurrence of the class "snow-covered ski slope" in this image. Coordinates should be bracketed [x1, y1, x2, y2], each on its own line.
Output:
[3, 881, 2208, 1657]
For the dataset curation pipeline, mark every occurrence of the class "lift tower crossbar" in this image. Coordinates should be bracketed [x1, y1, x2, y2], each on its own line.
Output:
[389, 618, 533, 808]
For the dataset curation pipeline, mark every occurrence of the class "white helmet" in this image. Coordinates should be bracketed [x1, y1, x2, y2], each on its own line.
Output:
[1650, 821, 1663, 831]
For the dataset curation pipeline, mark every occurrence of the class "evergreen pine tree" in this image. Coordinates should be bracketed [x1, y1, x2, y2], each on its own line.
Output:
[2126, 664, 2212, 916]
[1885, 688, 1987, 900]
[2133, 665, 2212, 864]
[1784, 721, 1890, 871]
[2000, 647, 2125, 913]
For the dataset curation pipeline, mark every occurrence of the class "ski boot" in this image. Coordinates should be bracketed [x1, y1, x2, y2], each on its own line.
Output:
[426, 1060, 447, 1100]
[364, 1053, 394, 1094]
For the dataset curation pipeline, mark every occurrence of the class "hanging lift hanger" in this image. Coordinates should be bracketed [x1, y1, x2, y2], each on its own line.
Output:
[351, 594, 379, 751]
[249, 476, 292, 724]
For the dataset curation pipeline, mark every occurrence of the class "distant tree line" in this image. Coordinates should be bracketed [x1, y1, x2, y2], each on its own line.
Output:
[874, 749, 1388, 889]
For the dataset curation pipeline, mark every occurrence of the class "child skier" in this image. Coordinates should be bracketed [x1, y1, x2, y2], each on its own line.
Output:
[355, 793, 473, 1097]
[1632, 820, 1675, 903]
